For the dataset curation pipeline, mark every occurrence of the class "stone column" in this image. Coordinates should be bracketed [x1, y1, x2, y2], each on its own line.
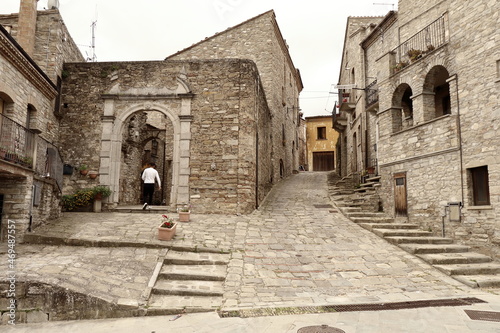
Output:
[176, 101, 192, 206]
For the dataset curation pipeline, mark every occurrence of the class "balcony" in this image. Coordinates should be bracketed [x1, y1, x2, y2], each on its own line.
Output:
[338, 89, 356, 112]
[332, 104, 348, 132]
[392, 15, 447, 74]
[0, 113, 63, 190]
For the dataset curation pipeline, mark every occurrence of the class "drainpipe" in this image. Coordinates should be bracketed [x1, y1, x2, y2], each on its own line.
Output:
[447, 74, 464, 206]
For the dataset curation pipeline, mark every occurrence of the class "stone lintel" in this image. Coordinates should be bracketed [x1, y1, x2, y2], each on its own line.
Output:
[100, 93, 194, 100]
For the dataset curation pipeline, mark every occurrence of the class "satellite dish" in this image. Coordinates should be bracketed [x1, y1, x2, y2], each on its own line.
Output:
[47, 0, 60, 9]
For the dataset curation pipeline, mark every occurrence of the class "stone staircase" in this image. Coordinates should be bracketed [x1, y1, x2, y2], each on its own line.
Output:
[146, 249, 230, 315]
[328, 172, 500, 289]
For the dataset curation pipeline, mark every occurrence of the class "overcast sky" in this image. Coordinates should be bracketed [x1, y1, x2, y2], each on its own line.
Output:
[0, 0, 396, 117]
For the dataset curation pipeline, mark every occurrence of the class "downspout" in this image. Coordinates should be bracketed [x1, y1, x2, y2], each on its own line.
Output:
[455, 75, 465, 206]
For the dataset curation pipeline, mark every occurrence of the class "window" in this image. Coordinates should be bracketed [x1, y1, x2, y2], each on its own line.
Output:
[317, 127, 326, 140]
[469, 166, 490, 206]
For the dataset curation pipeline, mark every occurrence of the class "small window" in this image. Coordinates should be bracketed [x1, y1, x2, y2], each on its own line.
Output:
[317, 127, 326, 140]
[469, 166, 490, 206]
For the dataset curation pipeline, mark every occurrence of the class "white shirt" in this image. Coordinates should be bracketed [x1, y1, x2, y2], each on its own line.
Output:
[142, 167, 161, 186]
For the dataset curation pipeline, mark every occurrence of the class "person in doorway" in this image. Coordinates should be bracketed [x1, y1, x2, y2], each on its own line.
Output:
[142, 162, 161, 210]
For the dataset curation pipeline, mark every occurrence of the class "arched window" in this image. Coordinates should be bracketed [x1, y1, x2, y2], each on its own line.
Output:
[423, 66, 451, 120]
[391, 84, 414, 132]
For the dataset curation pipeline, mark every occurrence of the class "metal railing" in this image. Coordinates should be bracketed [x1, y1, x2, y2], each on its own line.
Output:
[393, 15, 447, 66]
[366, 79, 378, 107]
[0, 113, 63, 190]
[0, 113, 35, 168]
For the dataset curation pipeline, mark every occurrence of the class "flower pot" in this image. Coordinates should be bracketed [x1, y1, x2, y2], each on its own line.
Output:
[88, 171, 98, 179]
[178, 211, 190, 222]
[158, 223, 177, 241]
[80, 169, 89, 176]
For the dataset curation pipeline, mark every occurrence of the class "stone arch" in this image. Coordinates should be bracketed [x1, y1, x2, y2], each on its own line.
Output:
[391, 83, 414, 132]
[0, 90, 15, 116]
[423, 65, 451, 119]
[99, 100, 191, 209]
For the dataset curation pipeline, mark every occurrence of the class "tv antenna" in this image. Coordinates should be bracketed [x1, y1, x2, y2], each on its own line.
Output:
[373, 2, 395, 10]
[88, 20, 97, 62]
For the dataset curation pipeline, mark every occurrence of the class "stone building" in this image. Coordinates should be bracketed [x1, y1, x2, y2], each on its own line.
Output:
[60, 10, 303, 215]
[0, 2, 303, 240]
[305, 115, 339, 171]
[167, 10, 304, 183]
[0, 0, 84, 241]
[334, 0, 500, 258]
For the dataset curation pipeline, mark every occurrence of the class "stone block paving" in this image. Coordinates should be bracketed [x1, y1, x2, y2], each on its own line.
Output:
[1, 172, 497, 316]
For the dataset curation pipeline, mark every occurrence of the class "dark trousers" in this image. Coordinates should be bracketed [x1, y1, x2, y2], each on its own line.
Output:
[143, 183, 155, 204]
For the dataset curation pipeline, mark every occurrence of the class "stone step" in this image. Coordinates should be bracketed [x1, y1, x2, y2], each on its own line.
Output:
[453, 275, 500, 288]
[153, 280, 224, 297]
[339, 206, 362, 212]
[350, 216, 394, 224]
[360, 182, 377, 188]
[158, 264, 227, 281]
[372, 229, 433, 237]
[367, 176, 381, 182]
[384, 236, 454, 245]
[400, 244, 470, 254]
[358, 223, 420, 231]
[434, 263, 500, 276]
[417, 252, 492, 265]
[164, 250, 230, 266]
[147, 295, 222, 315]
[345, 212, 388, 218]
[353, 187, 376, 193]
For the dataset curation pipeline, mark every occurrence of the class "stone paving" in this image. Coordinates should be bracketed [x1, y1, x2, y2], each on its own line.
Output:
[1, 171, 496, 319]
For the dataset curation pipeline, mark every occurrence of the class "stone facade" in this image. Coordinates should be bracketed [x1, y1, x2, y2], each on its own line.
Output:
[60, 59, 273, 214]
[0, 1, 83, 241]
[335, 0, 500, 258]
[305, 115, 339, 171]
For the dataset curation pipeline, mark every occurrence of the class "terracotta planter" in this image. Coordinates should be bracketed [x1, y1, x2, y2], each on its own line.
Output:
[158, 223, 177, 241]
[80, 169, 89, 176]
[88, 172, 98, 179]
[178, 211, 190, 222]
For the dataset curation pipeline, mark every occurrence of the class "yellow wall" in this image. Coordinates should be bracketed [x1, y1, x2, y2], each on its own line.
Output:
[305, 116, 339, 171]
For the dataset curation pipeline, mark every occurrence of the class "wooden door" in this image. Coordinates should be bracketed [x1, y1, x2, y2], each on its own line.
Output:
[313, 152, 334, 171]
[394, 172, 407, 216]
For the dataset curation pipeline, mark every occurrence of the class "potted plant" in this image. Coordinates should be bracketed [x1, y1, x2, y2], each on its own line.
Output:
[177, 204, 191, 222]
[158, 215, 177, 241]
[79, 164, 89, 176]
[88, 170, 99, 179]
[93, 185, 112, 200]
[407, 49, 423, 62]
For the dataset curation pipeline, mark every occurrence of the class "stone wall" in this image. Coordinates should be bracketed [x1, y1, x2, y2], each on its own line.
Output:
[0, 9, 85, 84]
[447, 0, 500, 256]
[371, 0, 500, 258]
[60, 59, 271, 214]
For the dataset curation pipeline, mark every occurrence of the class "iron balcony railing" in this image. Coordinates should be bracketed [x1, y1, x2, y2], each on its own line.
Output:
[0, 113, 35, 168]
[392, 15, 447, 69]
[0, 113, 63, 190]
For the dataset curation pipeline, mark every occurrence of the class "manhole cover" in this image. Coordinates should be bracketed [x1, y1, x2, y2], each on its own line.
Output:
[297, 325, 345, 333]
[464, 310, 500, 322]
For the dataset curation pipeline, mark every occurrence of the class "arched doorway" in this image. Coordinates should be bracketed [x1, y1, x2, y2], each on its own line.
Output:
[119, 110, 174, 205]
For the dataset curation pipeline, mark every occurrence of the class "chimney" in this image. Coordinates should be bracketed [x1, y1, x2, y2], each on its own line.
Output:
[17, 0, 38, 57]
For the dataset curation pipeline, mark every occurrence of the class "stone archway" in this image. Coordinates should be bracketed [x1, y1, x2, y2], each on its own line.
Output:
[119, 111, 174, 205]
[98, 75, 193, 209]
